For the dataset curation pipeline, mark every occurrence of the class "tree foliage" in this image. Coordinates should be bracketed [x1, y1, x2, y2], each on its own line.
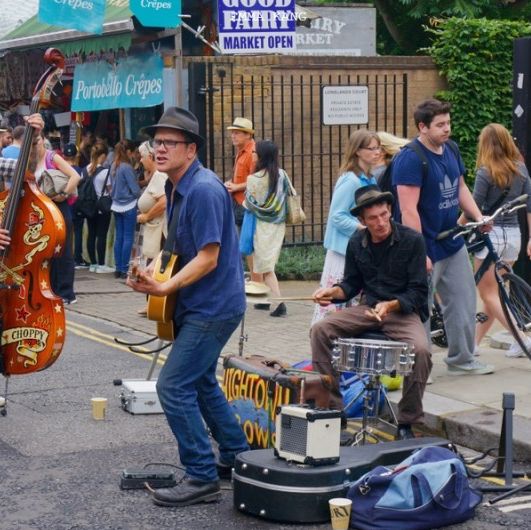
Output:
[427, 17, 531, 178]
[317, 0, 531, 54]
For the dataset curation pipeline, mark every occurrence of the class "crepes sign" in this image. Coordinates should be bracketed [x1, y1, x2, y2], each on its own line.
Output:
[130, 0, 182, 28]
[71, 54, 164, 111]
[217, 0, 296, 54]
[38, 0, 106, 34]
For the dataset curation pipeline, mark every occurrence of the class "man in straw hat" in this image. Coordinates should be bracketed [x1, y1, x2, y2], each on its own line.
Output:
[311, 185, 432, 441]
[127, 107, 248, 507]
[225, 117, 263, 284]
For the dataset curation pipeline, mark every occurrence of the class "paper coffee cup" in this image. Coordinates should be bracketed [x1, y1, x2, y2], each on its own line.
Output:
[91, 397, 107, 420]
[329, 497, 352, 530]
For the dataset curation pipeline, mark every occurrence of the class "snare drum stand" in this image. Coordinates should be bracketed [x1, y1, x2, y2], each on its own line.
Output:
[344, 372, 399, 446]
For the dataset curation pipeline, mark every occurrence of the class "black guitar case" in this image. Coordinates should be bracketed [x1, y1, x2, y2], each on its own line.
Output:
[233, 437, 452, 523]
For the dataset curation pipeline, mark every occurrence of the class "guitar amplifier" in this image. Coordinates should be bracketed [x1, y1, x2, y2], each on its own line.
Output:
[274, 405, 341, 465]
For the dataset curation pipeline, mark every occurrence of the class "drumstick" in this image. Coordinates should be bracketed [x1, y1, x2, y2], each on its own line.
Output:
[269, 296, 316, 301]
[366, 308, 382, 322]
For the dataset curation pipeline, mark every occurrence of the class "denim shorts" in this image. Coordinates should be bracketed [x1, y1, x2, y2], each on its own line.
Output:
[474, 225, 521, 262]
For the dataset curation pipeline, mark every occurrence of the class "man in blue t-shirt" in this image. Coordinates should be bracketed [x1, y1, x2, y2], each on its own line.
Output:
[392, 99, 494, 376]
[127, 107, 248, 508]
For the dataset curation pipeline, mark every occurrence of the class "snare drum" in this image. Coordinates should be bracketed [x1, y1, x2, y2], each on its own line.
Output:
[332, 338, 414, 375]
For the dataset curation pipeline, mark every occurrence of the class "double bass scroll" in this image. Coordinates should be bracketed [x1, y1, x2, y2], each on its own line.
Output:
[0, 48, 67, 376]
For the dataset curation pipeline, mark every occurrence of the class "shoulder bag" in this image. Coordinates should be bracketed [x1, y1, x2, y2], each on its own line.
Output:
[284, 171, 306, 225]
[38, 169, 77, 198]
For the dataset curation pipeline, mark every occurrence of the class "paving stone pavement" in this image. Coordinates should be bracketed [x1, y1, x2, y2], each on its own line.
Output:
[69, 269, 531, 459]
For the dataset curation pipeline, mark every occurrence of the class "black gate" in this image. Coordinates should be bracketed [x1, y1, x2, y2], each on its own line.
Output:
[189, 61, 408, 245]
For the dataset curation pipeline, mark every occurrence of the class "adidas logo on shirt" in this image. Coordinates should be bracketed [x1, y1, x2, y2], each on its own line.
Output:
[438, 175, 459, 209]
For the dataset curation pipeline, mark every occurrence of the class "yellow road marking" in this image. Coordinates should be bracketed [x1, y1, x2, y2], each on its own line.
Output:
[66, 320, 167, 365]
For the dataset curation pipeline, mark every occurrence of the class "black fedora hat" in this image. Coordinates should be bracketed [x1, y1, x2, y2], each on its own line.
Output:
[142, 107, 204, 148]
[350, 184, 394, 216]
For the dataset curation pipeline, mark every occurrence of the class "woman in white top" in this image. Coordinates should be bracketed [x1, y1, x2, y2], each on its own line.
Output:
[135, 141, 167, 316]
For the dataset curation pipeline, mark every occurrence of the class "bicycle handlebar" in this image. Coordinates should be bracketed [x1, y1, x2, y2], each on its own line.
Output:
[436, 194, 528, 241]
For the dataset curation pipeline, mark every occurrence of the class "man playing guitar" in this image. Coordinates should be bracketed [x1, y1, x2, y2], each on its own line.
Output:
[126, 107, 248, 508]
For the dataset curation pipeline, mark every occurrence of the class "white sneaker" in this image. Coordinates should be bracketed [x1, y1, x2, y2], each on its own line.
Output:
[473, 345, 480, 356]
[0, 396, 5, 407]
[506, 338, 531, 358]
[95, 265, 115, 274]
[89, 264, 98, 272]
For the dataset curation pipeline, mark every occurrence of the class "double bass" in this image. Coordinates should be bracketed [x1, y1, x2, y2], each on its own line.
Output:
[0, 49, 66, 378]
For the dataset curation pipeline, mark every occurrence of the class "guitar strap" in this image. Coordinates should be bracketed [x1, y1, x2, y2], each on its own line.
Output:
[158, 165, 201, 274]
[159, 194, 181, 275]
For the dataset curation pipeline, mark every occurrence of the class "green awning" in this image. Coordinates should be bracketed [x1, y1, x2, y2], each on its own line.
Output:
[0, 2, 133, 53]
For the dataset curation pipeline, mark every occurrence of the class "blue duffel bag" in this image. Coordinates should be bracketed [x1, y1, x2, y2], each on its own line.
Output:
[347, 446, 482, 530]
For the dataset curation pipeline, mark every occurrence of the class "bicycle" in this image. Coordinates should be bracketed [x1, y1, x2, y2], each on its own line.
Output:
[431, 194, 531, 359]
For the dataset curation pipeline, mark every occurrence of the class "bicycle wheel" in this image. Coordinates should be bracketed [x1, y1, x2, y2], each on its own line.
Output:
[499, 272, 531, 359]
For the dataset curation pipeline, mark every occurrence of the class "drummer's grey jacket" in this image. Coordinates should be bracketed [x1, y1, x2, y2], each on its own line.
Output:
[337, 221, 429, 322]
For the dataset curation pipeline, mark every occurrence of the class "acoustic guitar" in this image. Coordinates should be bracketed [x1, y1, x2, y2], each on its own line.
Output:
[146, 251, 179, 341]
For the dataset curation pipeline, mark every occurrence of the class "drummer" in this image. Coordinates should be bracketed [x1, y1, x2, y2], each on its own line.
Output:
[311, 185, 432, 440]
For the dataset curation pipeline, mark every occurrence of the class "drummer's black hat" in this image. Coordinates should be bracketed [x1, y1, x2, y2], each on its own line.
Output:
[350, 185, 394, 216]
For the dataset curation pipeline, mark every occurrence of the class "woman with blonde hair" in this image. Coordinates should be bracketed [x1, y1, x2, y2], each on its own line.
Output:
[472, 123, 531, 356]
[312, 129, 381, 324]
[372, 131, 409, 183]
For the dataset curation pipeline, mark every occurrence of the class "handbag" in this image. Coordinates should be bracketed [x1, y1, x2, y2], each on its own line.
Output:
[38, 169, 77, 198]
[347, 446, 482, 530]
[284, 172, 306, 225]
[239, 209, 256, 256]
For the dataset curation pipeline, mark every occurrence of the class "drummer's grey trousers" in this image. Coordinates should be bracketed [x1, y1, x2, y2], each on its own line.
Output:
[310, 305, 432, 425]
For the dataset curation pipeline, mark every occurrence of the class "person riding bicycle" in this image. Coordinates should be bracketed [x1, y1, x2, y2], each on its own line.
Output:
[392, 98, 494, 376]
[469, 123, 531, 357]
[311, 185, 432, 441]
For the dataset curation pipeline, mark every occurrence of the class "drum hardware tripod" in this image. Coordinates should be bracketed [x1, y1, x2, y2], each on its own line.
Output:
[341, 371, 399, 446]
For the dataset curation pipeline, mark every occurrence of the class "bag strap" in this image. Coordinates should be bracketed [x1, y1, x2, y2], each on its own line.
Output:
[283, 170, 297, 196]
[98, 167, 111, 199]
[483, 186, 511, 216]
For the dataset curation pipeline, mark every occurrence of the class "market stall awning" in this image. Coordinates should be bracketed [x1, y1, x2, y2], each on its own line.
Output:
[0, 2, 133, 54]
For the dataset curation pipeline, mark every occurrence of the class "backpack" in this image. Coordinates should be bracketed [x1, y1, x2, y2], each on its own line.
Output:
[73, 167, 104, 219]
[379, 139, 463, 220]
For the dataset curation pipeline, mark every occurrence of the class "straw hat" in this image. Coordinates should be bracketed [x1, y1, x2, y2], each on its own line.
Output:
[227, 117, 254, 134]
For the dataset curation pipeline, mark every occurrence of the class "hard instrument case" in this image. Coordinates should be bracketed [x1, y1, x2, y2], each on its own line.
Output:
[233, 437, 452, 523]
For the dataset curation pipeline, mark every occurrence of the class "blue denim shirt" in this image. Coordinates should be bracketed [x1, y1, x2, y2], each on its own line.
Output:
[165, 159, 246, 324]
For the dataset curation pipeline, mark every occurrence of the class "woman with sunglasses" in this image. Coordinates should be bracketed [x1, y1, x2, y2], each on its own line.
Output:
[312, 129, 381, 324]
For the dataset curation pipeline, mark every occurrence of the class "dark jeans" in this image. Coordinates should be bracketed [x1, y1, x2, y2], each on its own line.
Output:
[87, 212, 111, 265]
[113, 207, 137, 274]
[310, 305, 432, 425]
[72, 212, 85, 263]
[51, 200, 75, 301]
[156, 315, 249, 482]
